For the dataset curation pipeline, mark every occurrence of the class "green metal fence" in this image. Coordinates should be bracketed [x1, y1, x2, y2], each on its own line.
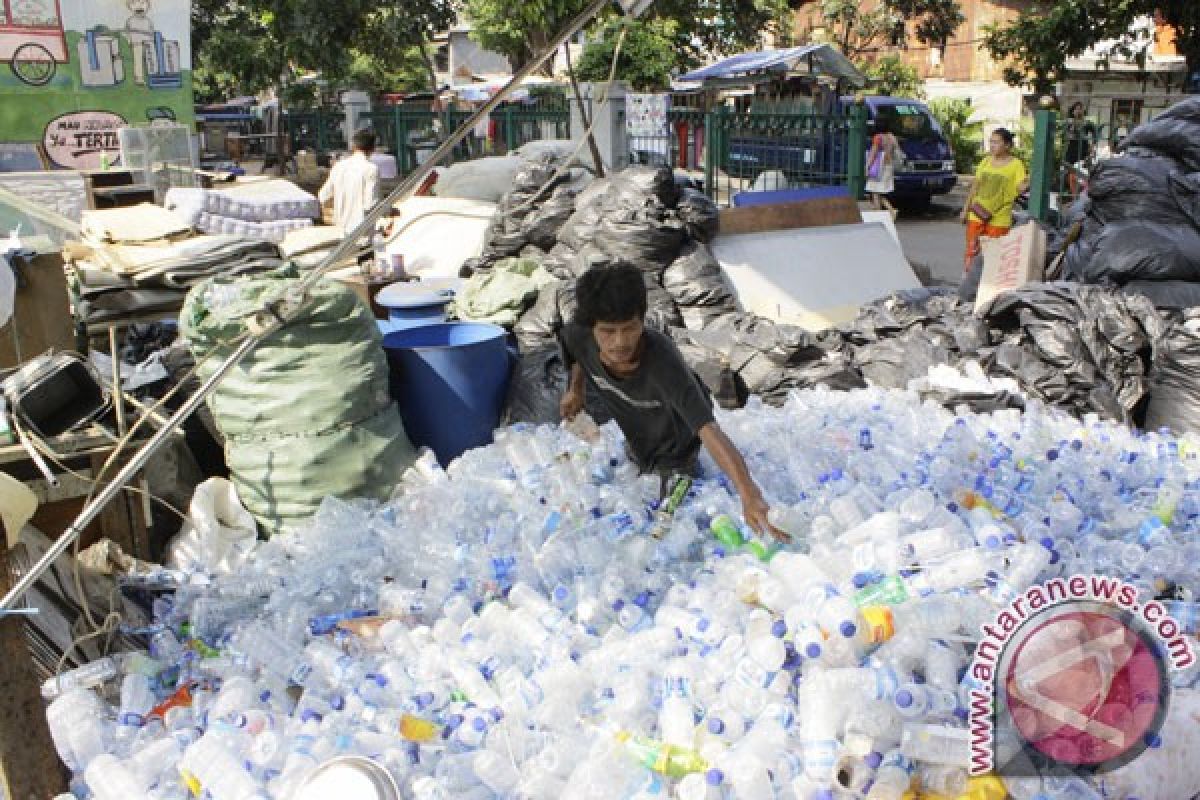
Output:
[628, 106, 867, 206]
[285, 109, 347, 155]
[286, 100, 869, 207]
[309, 99, 575, 177]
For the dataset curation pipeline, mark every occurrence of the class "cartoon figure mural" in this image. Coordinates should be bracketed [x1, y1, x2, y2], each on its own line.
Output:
[124, 0, 152, 84]
[0, 0, 192, 169]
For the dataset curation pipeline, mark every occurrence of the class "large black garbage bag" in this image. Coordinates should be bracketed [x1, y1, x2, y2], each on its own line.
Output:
[1118, 96, 1200, 171]
[514, 280, 575, 350]
[662, 243, 736, 309]
[606, 165, 681, 208]
[1063, 218, 1200, 284]
[670, 333, 745, 410]
[1123, 280, 1200, 311]
[1144, 310, 1200, 434]
[849, 288, 988, 360]
[474, 157, 580, 267]
[594, 206, 687, 272]
[521, 185, 579, 251]
[856, 331, 953, 389]
[644, 283, 684, 332]
[542, 242, 617, 280]
[979, 283, 1164, 422]
[505, 347, 568, 425]
[680, 306, 738, 331]
[677, 189, 719, 242]
[959, 253, 984, 304]
[1086, 154, 1190, 224]
[747, 352, 865, 405]
[1171, 171, 1200, 228]
[504, 346, 611, 426]
[558, 200, 606, 252]
[849, 289, 967, 342]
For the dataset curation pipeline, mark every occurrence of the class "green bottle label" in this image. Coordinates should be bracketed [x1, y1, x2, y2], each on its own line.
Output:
[854, 574, 909, 607]
[710, 515, 745, 549]
[663, 476, 692, 515]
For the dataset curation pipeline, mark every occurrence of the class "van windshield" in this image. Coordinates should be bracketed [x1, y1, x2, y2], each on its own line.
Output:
[874, 103, 941, 141]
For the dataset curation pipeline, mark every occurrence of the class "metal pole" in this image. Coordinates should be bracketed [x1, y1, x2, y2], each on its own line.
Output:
[0, 0, 623, 614]
[1028, 106, 1058, 223]
[846, 98, 867, 201]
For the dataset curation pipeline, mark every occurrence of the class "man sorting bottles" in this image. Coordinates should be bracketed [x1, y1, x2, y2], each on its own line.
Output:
[558, 263, 785, 541]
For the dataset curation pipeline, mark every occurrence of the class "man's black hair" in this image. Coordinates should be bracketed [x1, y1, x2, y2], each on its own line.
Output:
[992, 127, 1015, 147]
[573, 263, 648, 327]
[352, 129, 377, 153]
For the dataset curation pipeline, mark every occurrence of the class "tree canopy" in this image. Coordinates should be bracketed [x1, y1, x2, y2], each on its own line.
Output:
[464, 0, 792, 76]
[191, 0, 455, 104]
[984, 0, 1200, 95]
[574, 17, 681, 90]
[811, 0, 964, 60]
[861, 55, 924, 98]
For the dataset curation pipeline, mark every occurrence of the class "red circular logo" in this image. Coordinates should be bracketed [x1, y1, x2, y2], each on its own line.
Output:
[1003, 609, 1165, 768]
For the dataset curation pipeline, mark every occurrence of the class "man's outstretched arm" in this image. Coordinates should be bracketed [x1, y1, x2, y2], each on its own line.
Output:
[698, 422, 787, 541]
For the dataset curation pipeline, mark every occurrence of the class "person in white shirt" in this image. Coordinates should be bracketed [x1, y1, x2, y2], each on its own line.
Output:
[318, 129, 380, 232]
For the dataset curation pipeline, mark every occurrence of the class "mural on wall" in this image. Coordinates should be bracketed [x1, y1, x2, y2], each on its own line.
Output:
[0, 0, 192, 169]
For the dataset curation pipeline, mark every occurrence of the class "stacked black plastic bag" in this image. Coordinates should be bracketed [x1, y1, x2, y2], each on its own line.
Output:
[1063, 97, 1200, 309]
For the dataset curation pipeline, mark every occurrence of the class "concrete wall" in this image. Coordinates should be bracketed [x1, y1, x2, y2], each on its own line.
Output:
[448, 30, 510, 82]
[792, 0, 1031, 83]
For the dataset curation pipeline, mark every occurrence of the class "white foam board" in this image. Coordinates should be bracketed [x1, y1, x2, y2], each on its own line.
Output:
[859, 210, 901, 245]
[711, 222, 920, 331]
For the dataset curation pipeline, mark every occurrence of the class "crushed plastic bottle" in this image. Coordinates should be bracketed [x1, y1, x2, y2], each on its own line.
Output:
[39, 388, 1200, 800]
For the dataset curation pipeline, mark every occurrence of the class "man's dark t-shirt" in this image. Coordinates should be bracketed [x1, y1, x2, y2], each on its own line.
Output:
[559, 323, 714, 473]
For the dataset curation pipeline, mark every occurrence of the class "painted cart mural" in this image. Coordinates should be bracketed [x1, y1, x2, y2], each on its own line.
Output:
[0, 0, 192, 170]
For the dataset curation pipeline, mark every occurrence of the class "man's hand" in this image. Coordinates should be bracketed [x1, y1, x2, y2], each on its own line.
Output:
[697, 422, 789, 543]
[559, 388, 584, 421]
[742, 487, 789, 543]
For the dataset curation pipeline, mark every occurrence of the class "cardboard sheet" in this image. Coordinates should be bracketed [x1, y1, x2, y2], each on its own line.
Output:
[974, 222, 1048, 313]
[82, 203, 190, 244]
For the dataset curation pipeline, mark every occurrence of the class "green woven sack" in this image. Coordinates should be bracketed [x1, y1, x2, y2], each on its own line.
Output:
[180, 266, 415, 534]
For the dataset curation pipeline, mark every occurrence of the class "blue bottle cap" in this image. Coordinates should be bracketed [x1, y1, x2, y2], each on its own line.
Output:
[839, 621, 858, 638]
[895, 689, 914, 708]
[707, 717, 725, 734]
[771, 619, 788, 638]
[865, 751, 883, 769]
[805, 642, 822, 659]
[706, 769, 725, 786]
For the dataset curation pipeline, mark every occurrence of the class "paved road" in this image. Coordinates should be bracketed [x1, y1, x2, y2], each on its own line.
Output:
[894, 184, 970, 288]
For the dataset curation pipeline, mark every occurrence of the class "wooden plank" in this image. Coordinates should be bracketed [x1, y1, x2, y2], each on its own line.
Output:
[717, 197, 863, 236]
[0, 545, 69, 800]
[0, 252, 76, 370]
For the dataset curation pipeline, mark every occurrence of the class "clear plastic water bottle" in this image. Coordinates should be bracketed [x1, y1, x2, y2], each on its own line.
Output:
[46, 688, 112, 772]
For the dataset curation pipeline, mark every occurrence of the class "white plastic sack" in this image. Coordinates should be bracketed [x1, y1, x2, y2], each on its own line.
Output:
[516, 139, 583, 166]
[433, 156, 523, 203]
[166, 478, 258, 575]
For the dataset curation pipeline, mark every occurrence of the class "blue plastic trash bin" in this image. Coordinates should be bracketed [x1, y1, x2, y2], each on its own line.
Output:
[382, 323, 514, 466]
[374, 283, 455, 330]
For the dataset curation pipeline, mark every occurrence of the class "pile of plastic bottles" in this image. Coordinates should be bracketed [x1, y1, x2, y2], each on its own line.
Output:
[43, 387, 1200, 800]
